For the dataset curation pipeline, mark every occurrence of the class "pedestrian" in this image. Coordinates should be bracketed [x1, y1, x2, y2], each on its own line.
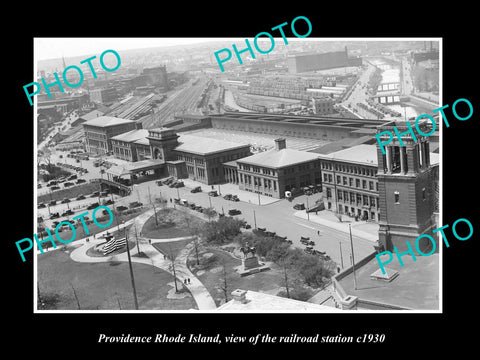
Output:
[317, 230, 320, 235]
[169, 198, 172, 203]
[188, 278, 191, 284]
[183, 279, 187, 284]
[163, 254, 166, 260]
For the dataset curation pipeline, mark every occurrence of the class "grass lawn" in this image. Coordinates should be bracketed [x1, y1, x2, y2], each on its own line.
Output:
[141, 208, 204, 239]
[37, 248, 198, 310]
[188, 246, 289, 307]
[151, 239, 193, 258]
[38, 183, 100, 203]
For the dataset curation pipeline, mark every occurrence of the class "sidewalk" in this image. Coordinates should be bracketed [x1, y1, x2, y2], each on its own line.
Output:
[68, 208, 217, 310]
[179, 178, 281, 206]
[293, 210, 379, 243]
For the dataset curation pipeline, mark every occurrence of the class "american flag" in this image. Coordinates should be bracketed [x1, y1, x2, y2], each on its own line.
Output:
[103, 237, 127, 255]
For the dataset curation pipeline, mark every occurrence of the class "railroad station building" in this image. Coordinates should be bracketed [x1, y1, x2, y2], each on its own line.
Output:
[317, 144, 380, 221]
[83, 116, 139, 154]
[236, 138, 322, 199]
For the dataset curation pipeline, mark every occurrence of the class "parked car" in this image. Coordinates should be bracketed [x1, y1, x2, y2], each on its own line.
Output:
[174, 181, 184, 188]
[293, 203, 305, 210]
[90, 191, 100, 198]
[67, 174, 77, 180]
[49, 212, 60, 219]
[231, 195, 239, 202]
[189, 203, 196, 209]
[156, 180, 163, 186]
[228, 209, 242, 216]
[76, 195, 86, 200]
[61, 209, 74, 216]
[104, 199, 114, 205]
[87, 202, 99, 210]
[191, 186, 202, 193]
[64, 182, 74, 187]
[223, 194, 233, 200]
[37, 183, 42, 189]
[208, 190, 218, 197]
[49, 200, 56, 206]
[195, 206, 203, 212]
[117, 205, 128, 212]
[300, 236, 310, 245]
[37, 203, 46, 209]
[129, 201, 142, 209]
[76, 179, 86, 184]
[51, 186, 60, 191]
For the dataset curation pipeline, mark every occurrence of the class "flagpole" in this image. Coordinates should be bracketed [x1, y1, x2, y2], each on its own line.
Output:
[124, 221, 139, 310]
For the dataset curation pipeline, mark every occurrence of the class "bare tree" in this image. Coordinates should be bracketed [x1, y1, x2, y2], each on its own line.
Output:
[219, 260, 229, 304]
[166, 244, 180, 293]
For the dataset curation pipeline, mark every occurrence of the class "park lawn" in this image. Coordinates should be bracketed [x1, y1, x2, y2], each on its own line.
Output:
[152, 239, 193, 259]
[189, 246, 288, 307]
[141, 208, 204, 239]
[37, 248, 198, 311]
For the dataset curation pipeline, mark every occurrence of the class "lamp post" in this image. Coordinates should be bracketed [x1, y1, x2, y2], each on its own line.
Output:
[306, 194, 310, 221]
[349, 224, 357, 290]
[123, 220, 139, 310]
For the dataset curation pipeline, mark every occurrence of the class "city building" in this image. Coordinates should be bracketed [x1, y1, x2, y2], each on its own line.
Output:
[83, 116, 139, 154]
[288, 47, 362, 74]
[89, 87, 119, 105]
[317, 144, 380, 221]
[236, 138, 321, 198]
[172, 134, 251, 185]
[111, 129, 150, 162]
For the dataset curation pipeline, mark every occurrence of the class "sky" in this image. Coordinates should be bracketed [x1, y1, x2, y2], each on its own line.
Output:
[34, 38, 224, 61]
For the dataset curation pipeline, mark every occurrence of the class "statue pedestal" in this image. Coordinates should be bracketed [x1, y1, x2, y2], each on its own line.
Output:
[238, 255, 270, 277]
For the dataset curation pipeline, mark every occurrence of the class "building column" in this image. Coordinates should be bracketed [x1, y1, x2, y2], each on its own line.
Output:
[385, 146, 392, 173]
[421, 142, 427, 170]
[400, 147, 406, 174]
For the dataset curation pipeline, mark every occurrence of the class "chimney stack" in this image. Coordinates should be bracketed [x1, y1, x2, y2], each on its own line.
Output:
[231, 289, 248, 304]
[274, 138, 286, 151]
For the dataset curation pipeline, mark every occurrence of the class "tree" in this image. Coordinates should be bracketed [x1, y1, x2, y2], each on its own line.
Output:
[219, 260, 229, 304]
[166, 244, 180, 293]
[202, 217, 243, 244]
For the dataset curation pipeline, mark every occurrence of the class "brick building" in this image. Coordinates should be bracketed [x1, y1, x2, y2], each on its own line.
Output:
[317, 144, 380, 221]
[236, 138, 321, 198]
[83, 116, 138, 154]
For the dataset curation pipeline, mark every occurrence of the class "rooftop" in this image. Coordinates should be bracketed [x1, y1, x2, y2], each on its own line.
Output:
[238, 147, 319, 168]
[174, 135, 249, 156]
[111, 129, 150, 143]
[83, 116, 135, 128]
[78, 109, 105, 121]
[337, 253, 439, 310]
[217, 289, 340, 313]
[318, 144, 378, 166]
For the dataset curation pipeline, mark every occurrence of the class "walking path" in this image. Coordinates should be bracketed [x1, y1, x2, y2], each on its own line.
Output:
[68, 208, 217, 310]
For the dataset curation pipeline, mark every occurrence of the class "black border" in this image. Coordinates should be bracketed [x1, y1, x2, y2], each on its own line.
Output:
[7, 5, 478, 353]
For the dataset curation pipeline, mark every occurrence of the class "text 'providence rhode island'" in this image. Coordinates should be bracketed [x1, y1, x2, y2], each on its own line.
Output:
[16, 205, 114, 262]
[23, 49, 121, 106]
[375, 97, 474, 274]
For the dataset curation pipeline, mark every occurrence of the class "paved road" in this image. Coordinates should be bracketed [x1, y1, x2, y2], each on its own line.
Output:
[127, 178, 379, 270]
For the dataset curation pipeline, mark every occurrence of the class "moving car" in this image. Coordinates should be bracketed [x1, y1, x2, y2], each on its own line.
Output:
[191, 186, 202, 193]
[208, 190, 218, 197]
[228, 209, 242, 216]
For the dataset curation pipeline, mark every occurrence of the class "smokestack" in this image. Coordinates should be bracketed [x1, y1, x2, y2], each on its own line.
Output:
[274, 138, 286, 151]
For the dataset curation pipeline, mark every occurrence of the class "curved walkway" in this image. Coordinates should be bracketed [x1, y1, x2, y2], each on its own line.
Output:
[69, 208, 217, 310]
